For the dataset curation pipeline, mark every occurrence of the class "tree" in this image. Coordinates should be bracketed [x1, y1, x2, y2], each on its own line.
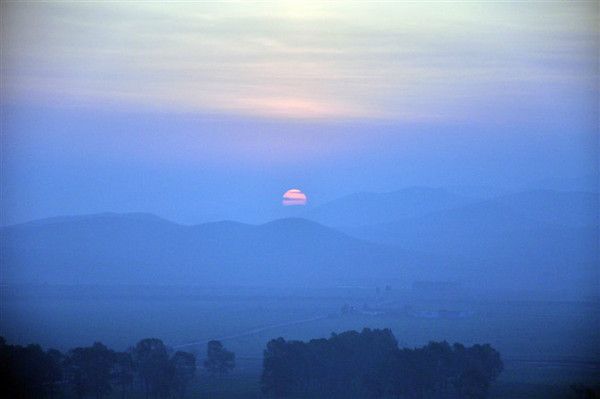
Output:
[260, 329, 503, 398]
[570, 384, 597, 399]
[131, 338, 173, 399]
[170, 351, 196, 398]
[64, 342, 115, 399]
[0, 338, 64, 399]
[261, 338, 294, 397]
[45, 348, 64, 399]
[453, 344, 503, 399]
[112, 352, 134, 399]
[204, 340, 235, 377]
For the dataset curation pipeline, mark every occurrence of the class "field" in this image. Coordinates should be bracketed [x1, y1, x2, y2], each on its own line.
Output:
[2, 285, 599, 398]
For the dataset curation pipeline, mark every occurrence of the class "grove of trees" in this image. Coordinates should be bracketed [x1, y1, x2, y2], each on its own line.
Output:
[1, 329, 502, 398]
[261, 328, 503, 398]
[0, 337, 63, 399]
[0, 336, 234, 399]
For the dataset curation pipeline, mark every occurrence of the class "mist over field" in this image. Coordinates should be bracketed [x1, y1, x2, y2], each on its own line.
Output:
[1, 1, 598, 398]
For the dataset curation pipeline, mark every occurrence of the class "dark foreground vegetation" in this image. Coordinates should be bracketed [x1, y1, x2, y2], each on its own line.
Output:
[3, 327, 597, 399]
[262, 328, 503, 398]
[1, 328, 508, 399]
[0, 336, 233, 399]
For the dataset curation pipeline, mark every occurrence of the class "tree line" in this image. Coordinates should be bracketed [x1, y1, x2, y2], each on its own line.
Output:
[0, 336, 234, 399]
[2, 329, 503, 399]
[261, 328, 503, 398]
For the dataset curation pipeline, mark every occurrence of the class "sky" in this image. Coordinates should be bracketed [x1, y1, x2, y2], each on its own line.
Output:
[1, 1, 598, 225]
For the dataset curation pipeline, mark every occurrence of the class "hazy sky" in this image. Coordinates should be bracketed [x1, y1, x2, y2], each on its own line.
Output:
[1, 1, 598, 224]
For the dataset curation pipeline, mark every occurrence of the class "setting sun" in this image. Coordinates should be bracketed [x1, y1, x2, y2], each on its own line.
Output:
[282, 189, 307, 206]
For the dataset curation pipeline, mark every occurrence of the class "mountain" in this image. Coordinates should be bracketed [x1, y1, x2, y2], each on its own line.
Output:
[490, 190, 598, 227]
[342, 196, 599, 294]
[0, 214, 441, 287]
[2, 189, 596, 293]
[14, 212, 170, 227]
[343, 189, 599, 252]
[530, 174, 599, 193]
[306, 187, 474, 227]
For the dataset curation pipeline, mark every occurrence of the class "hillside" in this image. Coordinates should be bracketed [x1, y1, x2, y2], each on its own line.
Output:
[306, 187, 474, 227]
[1, 214, 433, 287]
[342, 197, 599, 294]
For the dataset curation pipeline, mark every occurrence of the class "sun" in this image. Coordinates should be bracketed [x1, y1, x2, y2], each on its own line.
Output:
[282, 189, 307, 206]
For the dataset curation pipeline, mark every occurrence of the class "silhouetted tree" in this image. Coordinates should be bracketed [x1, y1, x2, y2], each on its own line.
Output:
[0, 338, 64, 399]
[2, 337, 200, 399]
[204, 340, 235, 377]
[112, 352, 134, 399]
[261, 329, 503, 398]
[64, 342, 115, 399]
[45, 348, 64, 399]
[131, 338, 173, 399]
[570, 384, 597, 399]
[261, 338, 295, 397]
[452, 343, 503, 399]
[170, 351, 196, 398]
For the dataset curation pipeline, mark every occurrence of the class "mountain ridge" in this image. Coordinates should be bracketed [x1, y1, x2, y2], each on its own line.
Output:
[1, 214, 428, 288]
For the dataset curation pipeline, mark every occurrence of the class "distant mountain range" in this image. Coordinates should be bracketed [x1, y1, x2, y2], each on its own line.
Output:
[337, 189, 599, 295]
[1, 188, 597, 295]
[1, 214, 441, 287]
[308, 187, 598, 228]
[305, 187, 475, 227]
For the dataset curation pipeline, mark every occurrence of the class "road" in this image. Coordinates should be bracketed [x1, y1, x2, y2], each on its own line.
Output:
[173, 315, 329, 349]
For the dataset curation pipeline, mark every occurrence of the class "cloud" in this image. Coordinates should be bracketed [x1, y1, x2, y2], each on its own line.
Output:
[1, 1, 597, 121]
